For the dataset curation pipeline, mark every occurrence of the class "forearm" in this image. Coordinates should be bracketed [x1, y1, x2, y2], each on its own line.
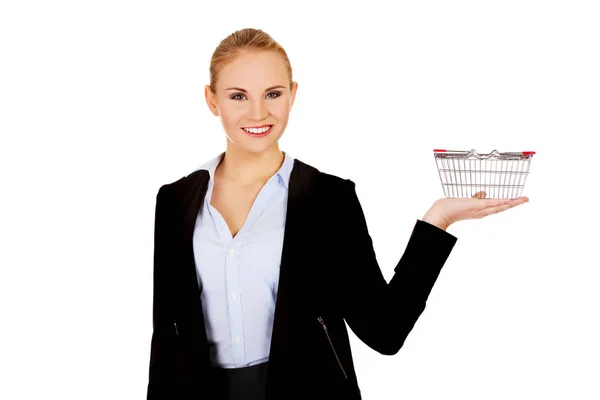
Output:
[343, 219, 458, 355]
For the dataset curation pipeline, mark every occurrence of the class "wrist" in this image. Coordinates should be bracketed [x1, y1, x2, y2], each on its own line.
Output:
[422, 211, 449, 231]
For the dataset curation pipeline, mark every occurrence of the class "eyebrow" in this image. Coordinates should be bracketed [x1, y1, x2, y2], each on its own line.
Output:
[225, 85, 286, 93]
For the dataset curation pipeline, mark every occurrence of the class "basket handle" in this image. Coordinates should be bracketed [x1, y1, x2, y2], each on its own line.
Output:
[433, 149, 536, 154]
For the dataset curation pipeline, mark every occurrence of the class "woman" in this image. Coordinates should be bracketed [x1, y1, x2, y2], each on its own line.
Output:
[147, 28, 529, 400]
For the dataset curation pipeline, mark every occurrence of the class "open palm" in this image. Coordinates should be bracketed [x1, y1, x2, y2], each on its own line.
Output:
[429, 191, 529, 227]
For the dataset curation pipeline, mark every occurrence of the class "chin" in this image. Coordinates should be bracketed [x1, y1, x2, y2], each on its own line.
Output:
[230, 131, 283, 153]
[245, 140, 280, 154]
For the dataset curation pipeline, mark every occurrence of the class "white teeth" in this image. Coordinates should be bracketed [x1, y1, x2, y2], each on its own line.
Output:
[243, 126, 270, 134]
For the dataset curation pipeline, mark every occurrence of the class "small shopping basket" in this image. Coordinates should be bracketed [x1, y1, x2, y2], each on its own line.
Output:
[433, 149, 536, 199]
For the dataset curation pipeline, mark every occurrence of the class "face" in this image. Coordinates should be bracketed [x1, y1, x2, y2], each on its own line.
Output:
[205, 51, 298, 154]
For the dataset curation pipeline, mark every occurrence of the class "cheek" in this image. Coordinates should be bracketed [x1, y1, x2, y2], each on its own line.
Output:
[219, 105, 244, 128]
[269, 102, 291, 122]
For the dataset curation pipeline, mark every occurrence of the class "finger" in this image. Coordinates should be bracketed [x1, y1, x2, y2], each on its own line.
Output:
[472, 191, 487, 199]
[476, 199, 527, 218]
[477, 197, 528, 208]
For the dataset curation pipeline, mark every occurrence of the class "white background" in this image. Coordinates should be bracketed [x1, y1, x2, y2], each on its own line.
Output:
[1, 1, 599, 399]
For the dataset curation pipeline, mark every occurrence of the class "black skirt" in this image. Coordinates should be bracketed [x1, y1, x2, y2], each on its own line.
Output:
[207, 361, 269, 400]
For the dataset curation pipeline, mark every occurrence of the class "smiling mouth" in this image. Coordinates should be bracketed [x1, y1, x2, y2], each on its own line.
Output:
[242, 125, 273, 135]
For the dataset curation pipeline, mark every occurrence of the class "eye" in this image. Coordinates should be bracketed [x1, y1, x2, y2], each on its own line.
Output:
[267, 91, 281, 99]
[231, 93, 246, 100]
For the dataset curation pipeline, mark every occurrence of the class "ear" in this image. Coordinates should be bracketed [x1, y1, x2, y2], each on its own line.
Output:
[205, 85, 219, 116]
[289, 81, 298, 111]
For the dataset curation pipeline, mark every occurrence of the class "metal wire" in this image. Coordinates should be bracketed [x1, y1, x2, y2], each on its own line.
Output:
[433, 149, 535, 199]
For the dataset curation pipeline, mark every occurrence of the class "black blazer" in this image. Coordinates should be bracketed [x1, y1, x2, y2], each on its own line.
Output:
[147, 158, 458, 400]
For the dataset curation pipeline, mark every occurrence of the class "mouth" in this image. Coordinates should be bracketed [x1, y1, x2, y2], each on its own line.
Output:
[241, 125, 273, 138]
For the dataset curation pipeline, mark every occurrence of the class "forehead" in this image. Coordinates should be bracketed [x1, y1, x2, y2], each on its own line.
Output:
[217, 51, 288, 89]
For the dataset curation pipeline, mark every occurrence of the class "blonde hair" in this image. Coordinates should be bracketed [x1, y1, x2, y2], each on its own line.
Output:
[209, 28, 293, 92]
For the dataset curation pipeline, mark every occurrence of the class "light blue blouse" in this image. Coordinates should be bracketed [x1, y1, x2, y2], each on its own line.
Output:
[192, 151, 295, 368]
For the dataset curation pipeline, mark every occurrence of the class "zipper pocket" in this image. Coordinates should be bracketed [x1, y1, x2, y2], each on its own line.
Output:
[317, 316, 347, 379]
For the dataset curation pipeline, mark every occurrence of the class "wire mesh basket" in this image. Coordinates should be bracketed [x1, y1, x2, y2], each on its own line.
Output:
[433, 149, 535, 199]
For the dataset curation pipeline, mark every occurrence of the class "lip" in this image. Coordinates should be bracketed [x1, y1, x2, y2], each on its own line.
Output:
[242, 125, 273, 138]
[243, 124, 272, 129]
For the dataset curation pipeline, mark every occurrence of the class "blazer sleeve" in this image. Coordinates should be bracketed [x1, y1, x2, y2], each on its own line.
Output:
[339, 179, 458, 355]
[147, 185, 177, 399]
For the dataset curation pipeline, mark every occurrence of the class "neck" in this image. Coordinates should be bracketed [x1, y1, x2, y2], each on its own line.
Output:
[216, 144, 285, 187]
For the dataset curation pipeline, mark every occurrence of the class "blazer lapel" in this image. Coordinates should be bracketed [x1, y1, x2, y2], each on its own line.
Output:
[266, 160, 318, 385]
[178, 158, 320, 373]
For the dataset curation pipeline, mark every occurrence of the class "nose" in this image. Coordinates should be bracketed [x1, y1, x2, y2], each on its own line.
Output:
[249, 98, 269, 121]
